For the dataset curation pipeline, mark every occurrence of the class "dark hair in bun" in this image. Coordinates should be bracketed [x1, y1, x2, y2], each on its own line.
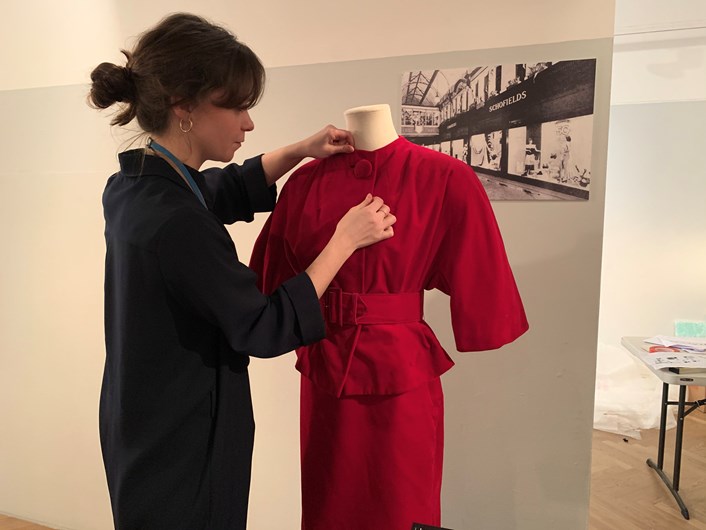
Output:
[88, 51, 137, 125]
[87, 13, 265, 133]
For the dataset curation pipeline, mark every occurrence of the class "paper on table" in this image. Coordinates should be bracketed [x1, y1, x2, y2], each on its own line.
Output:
[644, 335, 706, 352]
[638, 341, 706, 370]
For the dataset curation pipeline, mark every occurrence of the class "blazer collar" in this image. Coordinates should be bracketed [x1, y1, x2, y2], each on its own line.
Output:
[117, 148, 213, 208]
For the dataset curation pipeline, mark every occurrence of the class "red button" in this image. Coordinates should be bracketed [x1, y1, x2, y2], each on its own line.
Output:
[353, 160, 373, 179]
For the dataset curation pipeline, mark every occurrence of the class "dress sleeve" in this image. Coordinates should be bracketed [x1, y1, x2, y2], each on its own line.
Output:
[157, 208, 324, 358]
[201, 155, 277, 224]
[249, 182, 301, 295]
[426, 166, 528, 352]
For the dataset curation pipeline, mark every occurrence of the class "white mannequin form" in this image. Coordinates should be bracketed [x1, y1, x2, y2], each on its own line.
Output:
[343, 104, 399, 151]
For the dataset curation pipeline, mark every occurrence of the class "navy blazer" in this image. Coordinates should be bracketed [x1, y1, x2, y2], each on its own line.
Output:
[100, 150, 324, 529]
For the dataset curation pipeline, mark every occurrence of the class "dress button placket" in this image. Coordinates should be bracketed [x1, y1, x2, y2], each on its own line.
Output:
[350, 154, 376, 292]
[353, 159, 373, 180]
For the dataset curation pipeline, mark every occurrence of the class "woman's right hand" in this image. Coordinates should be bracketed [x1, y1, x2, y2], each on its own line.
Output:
[333, 194, 396, 252]
[305, 194, 396, 298]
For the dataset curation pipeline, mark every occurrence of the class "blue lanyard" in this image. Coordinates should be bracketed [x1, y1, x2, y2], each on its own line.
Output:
[147, 139, 208, 209]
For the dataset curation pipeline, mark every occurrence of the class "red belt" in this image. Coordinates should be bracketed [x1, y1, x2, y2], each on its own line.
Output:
[320, 289, 424, 326]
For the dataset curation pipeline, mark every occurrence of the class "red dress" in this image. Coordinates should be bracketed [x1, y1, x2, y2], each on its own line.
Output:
[250, 136, 528, 529]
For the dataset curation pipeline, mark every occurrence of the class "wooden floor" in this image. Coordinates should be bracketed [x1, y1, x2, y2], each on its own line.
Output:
[0, 516, 51, 530]
[2, 414, 704, 530]
[589, 411, 706, 530]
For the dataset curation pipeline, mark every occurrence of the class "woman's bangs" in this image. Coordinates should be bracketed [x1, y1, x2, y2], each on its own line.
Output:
[213, 46, 265, 109]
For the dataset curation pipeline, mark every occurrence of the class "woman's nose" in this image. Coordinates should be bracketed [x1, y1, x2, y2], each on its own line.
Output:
[242, 110, 255, 131]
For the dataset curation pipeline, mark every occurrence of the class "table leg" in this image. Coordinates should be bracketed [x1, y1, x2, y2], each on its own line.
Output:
[657, 382, 668, 469]
[645, 384, 690, 520]
[673, 385, 687, 491]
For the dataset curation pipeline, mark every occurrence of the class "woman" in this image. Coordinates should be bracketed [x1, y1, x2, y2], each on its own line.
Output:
[560, 134, 574, 183]
[88, 12, 396, 530]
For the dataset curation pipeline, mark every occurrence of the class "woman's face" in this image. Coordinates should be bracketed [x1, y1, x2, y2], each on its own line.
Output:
[188, 94, 255, 164]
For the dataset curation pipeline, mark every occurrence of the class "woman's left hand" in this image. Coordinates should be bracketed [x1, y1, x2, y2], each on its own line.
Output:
[262, 125, 356, 186]
[300, 125, 355, 158]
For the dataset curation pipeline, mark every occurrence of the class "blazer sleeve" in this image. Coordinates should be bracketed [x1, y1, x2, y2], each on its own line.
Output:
[426, 166, 528, 352]
[201, 155, 277, 224]
[157, 207, 324, 358]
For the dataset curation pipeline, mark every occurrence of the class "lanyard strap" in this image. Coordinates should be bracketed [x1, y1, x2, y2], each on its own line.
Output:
[147, 139, 208, 209]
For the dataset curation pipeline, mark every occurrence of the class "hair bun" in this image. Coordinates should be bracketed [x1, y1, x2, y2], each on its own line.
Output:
[89, 62, 136, 109]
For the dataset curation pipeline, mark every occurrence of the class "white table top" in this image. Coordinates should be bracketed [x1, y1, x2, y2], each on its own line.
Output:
[621, 336, 706, 386]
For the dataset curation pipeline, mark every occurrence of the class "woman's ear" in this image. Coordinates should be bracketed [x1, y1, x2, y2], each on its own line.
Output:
[170, 97, 194, 121]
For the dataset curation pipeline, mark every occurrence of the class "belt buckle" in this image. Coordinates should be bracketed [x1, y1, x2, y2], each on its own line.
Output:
[325, 288, 343, 326]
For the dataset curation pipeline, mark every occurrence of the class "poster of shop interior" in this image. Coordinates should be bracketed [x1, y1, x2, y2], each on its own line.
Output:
[401, 59, 596, 200]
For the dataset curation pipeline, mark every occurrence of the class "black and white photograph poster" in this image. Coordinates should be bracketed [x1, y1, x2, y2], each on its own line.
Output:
[401, 59, 597, 200]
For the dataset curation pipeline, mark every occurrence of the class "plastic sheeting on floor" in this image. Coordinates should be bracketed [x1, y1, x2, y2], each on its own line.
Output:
[593, 343, 676, 439]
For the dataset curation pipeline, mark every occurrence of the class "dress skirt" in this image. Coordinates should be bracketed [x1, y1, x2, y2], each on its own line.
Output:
[300, 376, 444, 530]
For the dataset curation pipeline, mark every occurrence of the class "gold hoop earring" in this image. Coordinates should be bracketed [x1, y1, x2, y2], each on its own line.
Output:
[179, 118, 193, 133]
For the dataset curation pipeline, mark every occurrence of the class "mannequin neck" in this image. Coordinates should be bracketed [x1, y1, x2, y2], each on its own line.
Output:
[344, 104, 398, 151]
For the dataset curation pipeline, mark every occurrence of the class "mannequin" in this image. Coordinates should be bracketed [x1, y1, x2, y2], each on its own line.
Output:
[250, 105, 528, 530]
[343, 103, 398, 151]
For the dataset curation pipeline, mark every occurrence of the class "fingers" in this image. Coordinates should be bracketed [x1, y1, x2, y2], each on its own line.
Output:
[326, 125, 355, 154]
[367, 196, 384, 211]
[357, 193, 373, 207]
[358, 195, 395, 220]
[329, 143, 355, 154]
[382, 213, 397, 229]
[377, 207, 394, 231]
[307, 125, 355, 159]
[352, 194, 397, 244]
[327, 125, 355, 148]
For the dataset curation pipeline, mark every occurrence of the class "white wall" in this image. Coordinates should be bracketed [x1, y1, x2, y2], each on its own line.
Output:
[598, 3, 706, 365]
[611, 28, 706, 105]
[1, 1, 614, 529]
[1, 0, 614, 90]
[611, 0, 706, 105]
[598, 101, 706, 352]
[614, 0, 706, 36]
